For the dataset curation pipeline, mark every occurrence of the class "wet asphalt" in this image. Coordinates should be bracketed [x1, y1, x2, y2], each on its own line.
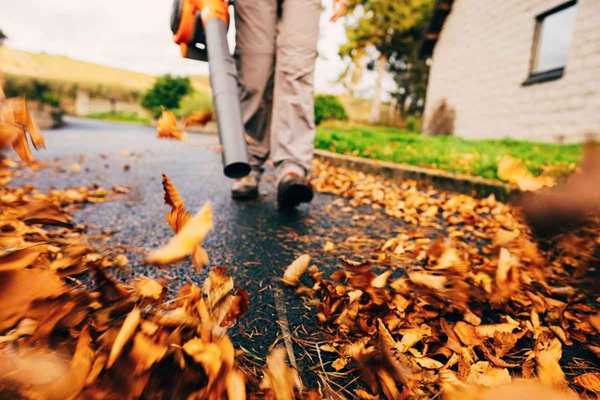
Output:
[10, 117, 411, 387]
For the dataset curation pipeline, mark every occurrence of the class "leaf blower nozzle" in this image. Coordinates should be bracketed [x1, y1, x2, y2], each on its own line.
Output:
[171, 0, 250, 179]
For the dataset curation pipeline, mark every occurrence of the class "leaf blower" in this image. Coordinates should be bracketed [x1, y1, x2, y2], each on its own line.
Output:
[171, 0, 250, 179]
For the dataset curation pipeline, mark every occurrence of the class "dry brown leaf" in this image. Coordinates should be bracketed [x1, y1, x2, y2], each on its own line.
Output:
[157, 110, 186, 140]
[415, 357, 444, 369]
[497, 156, 554, 191]
[225, 368, 247, 400]
[589, 313, 600, 332]
[108, 307, 141, 367]
[0, 245, 44, 271]
[0, 318, 38, 344]
[282, 254, 311, 286]
[573, 372, 600, 394]
[132, 277, 164, 300]
[332, 357, 348, 371]
[0, 269, 66, 331]
[397, 325, 431, 353]
[146, 203, 213, 265]
[475, 317, 520, 338]
[192, 245, 209, 271]
[260, 346, 301, 400]
[466, 361, 511, 387]
[444, 379, 579, 400]
[130, 333, 168, 374]
[496, 248, 518, 284]
[371, 270, 392, 288]
[535, 337, 568, 389]
[408, 271, 447, 290]
[184, 110, 213, 127]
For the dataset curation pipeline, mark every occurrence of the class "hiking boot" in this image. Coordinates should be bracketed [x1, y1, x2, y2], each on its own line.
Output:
[277, 169, 314, 209]
[231, 169, 260, 200]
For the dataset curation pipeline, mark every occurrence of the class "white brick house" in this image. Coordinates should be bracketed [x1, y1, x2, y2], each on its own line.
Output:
[421, 0, 600, 142]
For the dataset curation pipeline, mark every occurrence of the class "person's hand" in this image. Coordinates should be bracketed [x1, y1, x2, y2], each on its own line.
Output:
[330, 0, 348, 22]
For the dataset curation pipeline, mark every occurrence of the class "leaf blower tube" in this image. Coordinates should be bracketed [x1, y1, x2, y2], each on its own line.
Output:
[171, 0, 250, 179]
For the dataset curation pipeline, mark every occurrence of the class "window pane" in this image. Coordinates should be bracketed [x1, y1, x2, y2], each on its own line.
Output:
[535, 4, 578, 72]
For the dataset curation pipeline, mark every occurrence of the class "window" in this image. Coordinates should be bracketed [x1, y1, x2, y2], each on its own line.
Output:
[524, 1, 578, 86]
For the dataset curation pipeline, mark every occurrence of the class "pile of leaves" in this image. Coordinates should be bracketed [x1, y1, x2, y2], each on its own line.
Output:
[0, 159, 255, 399]
[300, 159, 600, 399]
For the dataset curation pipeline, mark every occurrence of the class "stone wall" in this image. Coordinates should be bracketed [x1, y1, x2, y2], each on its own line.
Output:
[74, 90, 148, 117]
[423, 0, 600, 142]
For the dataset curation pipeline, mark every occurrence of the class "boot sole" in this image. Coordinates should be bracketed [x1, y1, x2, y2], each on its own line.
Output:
[277, 182, 314, 209]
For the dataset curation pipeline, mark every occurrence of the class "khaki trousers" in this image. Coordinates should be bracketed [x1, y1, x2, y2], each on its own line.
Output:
[235, 0, 321, 173]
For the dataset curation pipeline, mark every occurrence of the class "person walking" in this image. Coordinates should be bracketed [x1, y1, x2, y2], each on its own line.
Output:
[231, 0, 347, 208]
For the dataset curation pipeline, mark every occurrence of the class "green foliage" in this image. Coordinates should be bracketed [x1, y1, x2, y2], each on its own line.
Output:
[3, 77, 61, 107]
[315, 122, 582, 180]
[314, 95, 348, 125]
[141, 75, 193, 117]
[339, 0, 434, 116]
[404, 115, 421, 132]
[176, 90, 213, 118]
[86, 111, 152, 125]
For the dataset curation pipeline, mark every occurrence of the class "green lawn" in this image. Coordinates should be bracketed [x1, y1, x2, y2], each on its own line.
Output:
[86, 111, 152, 125]
[315, 121, 583, 180]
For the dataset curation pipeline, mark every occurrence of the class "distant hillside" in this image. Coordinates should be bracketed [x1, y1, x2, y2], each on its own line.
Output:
[0, 47, 210, 95]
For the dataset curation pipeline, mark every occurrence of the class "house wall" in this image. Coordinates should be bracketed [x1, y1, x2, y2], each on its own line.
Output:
[423, 0, 600, 142]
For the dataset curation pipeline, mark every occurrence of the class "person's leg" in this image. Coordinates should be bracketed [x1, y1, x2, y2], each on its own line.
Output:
[232, 0, 278, 199]
[235, 0, 278, 172]
[271, 0, 321, 207]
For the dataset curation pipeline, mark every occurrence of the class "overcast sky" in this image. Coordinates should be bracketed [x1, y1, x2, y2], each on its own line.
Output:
[0, 0, 360, 94]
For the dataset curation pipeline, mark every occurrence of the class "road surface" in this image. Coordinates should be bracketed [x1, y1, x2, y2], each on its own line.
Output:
[11, 117, 408, 386]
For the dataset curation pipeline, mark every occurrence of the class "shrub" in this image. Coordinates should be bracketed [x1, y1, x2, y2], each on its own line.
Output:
[141, 75, 193, 118]
[314, 94, 348, 126]
[426, 99, 455, 136]
[3, 77, 61, 107]
[404, 115, 422, 133]
[176, 90, 213, 118]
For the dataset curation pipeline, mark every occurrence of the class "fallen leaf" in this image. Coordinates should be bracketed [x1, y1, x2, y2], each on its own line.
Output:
[260, 347, 301, 400]
[130, 333, 167, 374]
[415, 357, 444, 369]
[535, 337, 568, 389]
[408, 271, 447, 290]
[332, 357, 348, 371]
[498, 155, 554, 191]
[573, 372, 600, 394]
[132, 277, 164, 300]
[0, 245, 44, 271]
[146, 203, 213, 265]
[371, 270, 392, 288]
[466, 361, 511, 387]
[323, 241, 335, 252]
[282, 254, 311, 286]
[157, 110, 185, 140]
[108, 307, 141, 367]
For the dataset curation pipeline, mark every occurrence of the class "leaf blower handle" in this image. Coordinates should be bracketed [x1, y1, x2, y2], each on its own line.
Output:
[172, 0, 250, 179]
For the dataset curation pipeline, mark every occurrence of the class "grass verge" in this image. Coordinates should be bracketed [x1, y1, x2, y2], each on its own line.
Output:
[315, 121, 583, 180]
[86, 111, 151, 125]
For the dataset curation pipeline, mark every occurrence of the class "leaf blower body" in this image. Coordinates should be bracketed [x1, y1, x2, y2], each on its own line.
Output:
[171, 0, 250, 179]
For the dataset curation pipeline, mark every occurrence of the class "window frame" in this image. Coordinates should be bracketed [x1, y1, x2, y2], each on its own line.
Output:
[523, 0, 577, 86]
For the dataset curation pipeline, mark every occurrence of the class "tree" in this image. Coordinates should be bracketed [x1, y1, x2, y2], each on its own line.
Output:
[339, 0, 434, 120]
[141, 75, 193, 117]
